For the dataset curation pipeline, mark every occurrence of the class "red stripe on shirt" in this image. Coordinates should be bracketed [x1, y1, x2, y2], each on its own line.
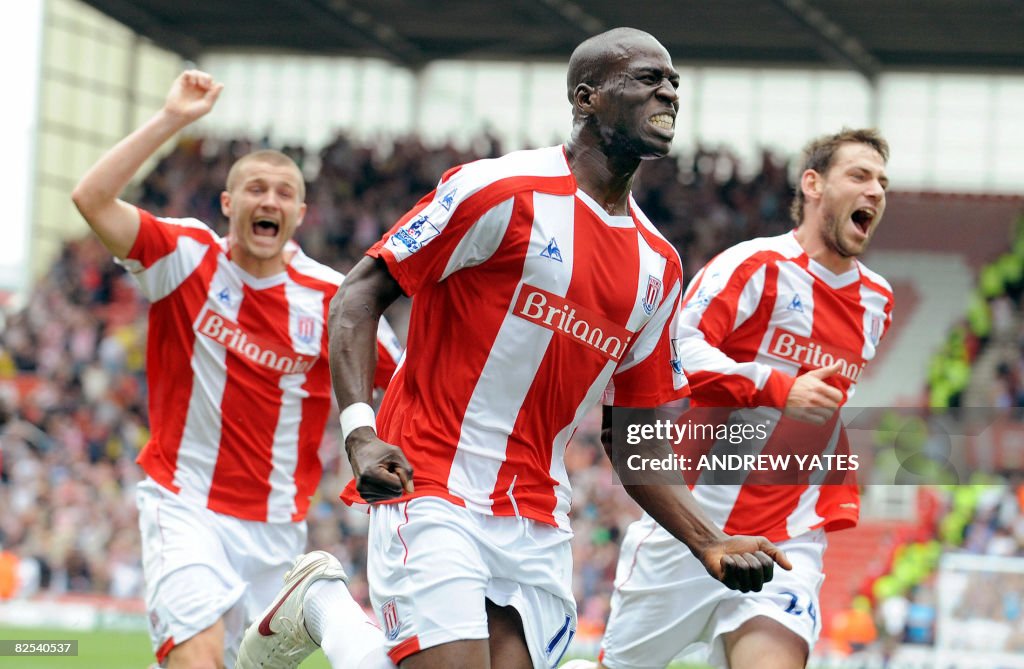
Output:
[688, 258, 780, 407]
[207, 283, 290, 519]
[293, 356, 331, 521]
[370, 174, 576, 296]
[129, 209, 215, 268]
[136, 247, 219, 492]
[490, 198, 644, 519]
[372, 192, 532, 506]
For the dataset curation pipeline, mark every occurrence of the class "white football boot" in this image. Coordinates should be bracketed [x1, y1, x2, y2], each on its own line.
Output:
[235, 551, 348, 669]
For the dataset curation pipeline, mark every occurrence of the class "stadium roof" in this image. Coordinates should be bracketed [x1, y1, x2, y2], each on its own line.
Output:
[83, 0, 1024, 81]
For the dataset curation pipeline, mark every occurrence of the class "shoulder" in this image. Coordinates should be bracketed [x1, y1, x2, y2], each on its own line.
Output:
[856, 260, 894, 300]
[708, 232, 800, 277]
[288, 245, 345, 289]
[437, 146, 575, 209]
[630, 202, 683, 270]
[126, 209, 221, 269]
[445, 145, 572, 184]
[142, 209, 220, 242]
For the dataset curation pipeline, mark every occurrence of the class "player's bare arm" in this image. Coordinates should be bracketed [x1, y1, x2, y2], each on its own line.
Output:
[329, 256, 413, 502]
[71, 70, 223, 259]
[602, 406, 792, 592]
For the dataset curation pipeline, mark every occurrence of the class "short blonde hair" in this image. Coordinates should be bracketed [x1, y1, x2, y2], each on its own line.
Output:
[226, 150, 305, 200]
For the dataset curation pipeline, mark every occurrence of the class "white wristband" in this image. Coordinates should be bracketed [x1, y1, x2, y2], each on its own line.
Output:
[340, 402, 377, 443]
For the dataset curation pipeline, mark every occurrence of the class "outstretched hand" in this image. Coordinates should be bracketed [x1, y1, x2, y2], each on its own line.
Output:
[698, 535, 793, 592]
[347, 430, 415, 503]
[164, 70, 224, 124]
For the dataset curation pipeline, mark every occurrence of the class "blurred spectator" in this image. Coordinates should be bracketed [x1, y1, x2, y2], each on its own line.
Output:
[903, 585, 936, 645]
[0, 545, 17, 599]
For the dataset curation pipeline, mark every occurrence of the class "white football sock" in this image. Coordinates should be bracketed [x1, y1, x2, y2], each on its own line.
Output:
[304, 579, 395, 669]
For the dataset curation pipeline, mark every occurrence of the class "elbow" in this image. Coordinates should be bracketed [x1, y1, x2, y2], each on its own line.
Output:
[328, 283, 346, 319]
[330, 275, 369, 314]
[70, 183, 89, 212]
[71, 182, 101, 221]
[327, 288, 348, 343]
[335, 256, 401, 321]
[329, 276, 375, 335]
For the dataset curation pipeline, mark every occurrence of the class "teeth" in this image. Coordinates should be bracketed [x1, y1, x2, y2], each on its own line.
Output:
[650, 114, 674, 129]
[253, 220, 280, 237]
[851, 209, 874, 227]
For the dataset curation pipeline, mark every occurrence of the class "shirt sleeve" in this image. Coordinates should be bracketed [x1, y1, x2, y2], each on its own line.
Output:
[366, 164, 518, 296]
[116, 207, 218, 302]
[677, 252, 795, 408]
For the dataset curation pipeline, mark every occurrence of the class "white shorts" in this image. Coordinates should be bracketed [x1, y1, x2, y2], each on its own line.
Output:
[367, 496, 577, 668]
[600, 514, 826, 669]
[136, 478, 306, 667]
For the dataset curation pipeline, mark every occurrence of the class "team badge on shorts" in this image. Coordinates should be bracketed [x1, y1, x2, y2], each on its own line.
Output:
[381, 598, 402, 641]
[149, 610, 163, 635]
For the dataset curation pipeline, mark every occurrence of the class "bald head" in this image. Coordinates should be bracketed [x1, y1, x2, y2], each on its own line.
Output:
[564, 27, 678, 161]
[566, 27, 665, 105]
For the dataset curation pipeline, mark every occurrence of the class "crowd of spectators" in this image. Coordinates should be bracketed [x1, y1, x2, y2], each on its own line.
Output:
[927, 216, 1024, 412]
[929, 484, 1024, 660]
[0, 131, 797, 632]
[856, 483, 1024, 663]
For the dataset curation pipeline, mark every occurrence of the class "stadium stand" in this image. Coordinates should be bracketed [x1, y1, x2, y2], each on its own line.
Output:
[851, 253, 971, 408]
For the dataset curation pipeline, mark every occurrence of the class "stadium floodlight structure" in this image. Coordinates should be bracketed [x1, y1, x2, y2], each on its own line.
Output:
[0, 1, 45, 308]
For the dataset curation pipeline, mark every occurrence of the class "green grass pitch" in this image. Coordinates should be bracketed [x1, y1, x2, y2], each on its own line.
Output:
[0, 626, 712, 668]
[0, 626, 331, 669]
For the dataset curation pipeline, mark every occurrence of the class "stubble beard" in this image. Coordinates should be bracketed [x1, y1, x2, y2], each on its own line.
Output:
[822, 210, 862, 259]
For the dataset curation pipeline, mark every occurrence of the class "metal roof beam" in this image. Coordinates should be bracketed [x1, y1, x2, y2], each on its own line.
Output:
[531, 0, 606, 37]
[301, 0, 427, 67]
[84, 0, 202, 59]
[770, 0, 881, 83]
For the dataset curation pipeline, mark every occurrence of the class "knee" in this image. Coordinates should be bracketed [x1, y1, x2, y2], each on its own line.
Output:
[168, 654, 223, 669]
[167, 654, 223, 669]
[725, 617, 809, 669]
[165, 636, 225, 669]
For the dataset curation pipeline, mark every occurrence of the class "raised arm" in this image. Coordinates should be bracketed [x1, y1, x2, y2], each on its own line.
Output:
[71, 70, 223, 258]
[602, 406, 792, 592]
[329, 256, 413, 502]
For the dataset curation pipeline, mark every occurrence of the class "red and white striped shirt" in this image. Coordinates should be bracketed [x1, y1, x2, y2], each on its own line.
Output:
[677, 231, 893, 542]
[123, 208, 402, 523]
[342, 146, 688, 530]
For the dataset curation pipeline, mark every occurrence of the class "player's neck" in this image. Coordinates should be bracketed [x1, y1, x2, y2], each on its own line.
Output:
[229, 243, 293, 278]
[793, 225, 856, 275]
[564, 141, 637, 216]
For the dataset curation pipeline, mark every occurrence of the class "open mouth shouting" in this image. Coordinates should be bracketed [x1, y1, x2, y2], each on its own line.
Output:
[253, 218, 280, 238]
[850, 207, 876, 237]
